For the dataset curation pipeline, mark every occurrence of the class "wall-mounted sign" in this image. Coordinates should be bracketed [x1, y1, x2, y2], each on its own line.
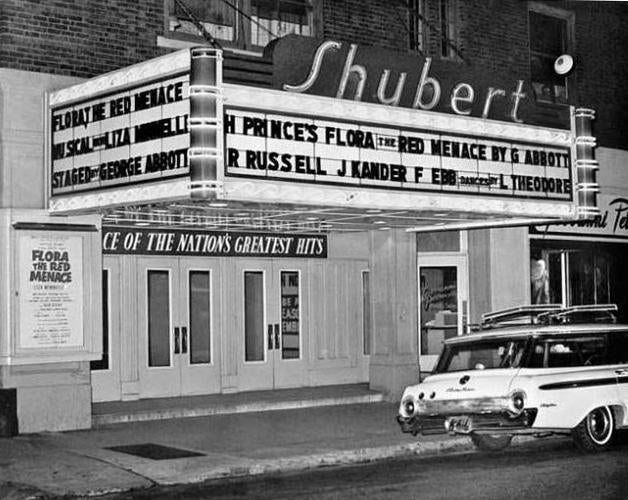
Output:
[102, 226, 327, 258]
[280, 271, 300, 359]
[18, 234, 84, 348]
[270, 35, 570, 129]
[225, 108, 572, 202]
[532, 194, 628, 240]
[48, 48, 222, 213]
[50, 73, 190, 196]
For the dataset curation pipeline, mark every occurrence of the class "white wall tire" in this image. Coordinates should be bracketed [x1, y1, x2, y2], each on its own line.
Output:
[572, 406, 615, 452]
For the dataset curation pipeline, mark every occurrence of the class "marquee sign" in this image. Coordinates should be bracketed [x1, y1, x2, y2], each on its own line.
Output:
[271, 35, 570, 129]
[532, 194, 628, 240]
[50, 74, 190, 195]
[47, 46, 594, 227]
[48, 47, 222, 211]
[224, 108, 573, 202]
[102, 226, 327, 258]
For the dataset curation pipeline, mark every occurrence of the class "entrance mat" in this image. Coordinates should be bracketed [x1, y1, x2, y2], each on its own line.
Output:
[106, 443, 206, 460]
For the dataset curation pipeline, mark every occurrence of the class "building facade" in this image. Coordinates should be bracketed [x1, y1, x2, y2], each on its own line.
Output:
[0, 0, 626, 433]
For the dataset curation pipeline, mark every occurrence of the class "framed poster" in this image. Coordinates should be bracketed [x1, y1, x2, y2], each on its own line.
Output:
[18, 233, 84, 349]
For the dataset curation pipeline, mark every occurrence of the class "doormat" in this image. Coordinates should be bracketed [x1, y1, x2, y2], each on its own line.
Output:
[106, 443, 205, 460]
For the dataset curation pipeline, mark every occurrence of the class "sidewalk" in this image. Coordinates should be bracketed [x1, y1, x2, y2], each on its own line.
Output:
[0, 402, 492, 498]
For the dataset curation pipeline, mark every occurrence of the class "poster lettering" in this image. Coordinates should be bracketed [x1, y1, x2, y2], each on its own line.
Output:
[19, 234, 84, 348]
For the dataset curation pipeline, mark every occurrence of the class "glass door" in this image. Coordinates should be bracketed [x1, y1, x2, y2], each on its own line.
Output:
[138, 258, 177, 398]
[235, 260, 307, 391]
[418, 255, 468, 374]
[273, 265, 307, 388]
[179, 259, 221, 395]
[138, 257, 220, 398]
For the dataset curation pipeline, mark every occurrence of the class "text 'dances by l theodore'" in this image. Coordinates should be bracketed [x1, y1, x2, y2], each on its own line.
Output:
[224, 110, 572, 201]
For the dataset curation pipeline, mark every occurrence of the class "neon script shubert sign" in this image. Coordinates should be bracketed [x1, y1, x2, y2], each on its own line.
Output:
[280, 40, 536, 125]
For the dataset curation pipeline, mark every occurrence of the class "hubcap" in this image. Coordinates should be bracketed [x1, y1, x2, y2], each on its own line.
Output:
[586, 407, 612, 444]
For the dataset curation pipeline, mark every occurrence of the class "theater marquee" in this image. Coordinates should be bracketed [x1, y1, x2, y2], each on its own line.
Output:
[46, 44, 597, 230]
[225, 108, 572, 202]
[50, 73, 189, 195]
[47, 47, 222, 212]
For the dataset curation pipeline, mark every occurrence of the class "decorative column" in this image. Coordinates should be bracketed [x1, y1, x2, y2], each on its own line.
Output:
[189, 47, 223, 199]
[574, 107, 599, 218]
[368, 229, 419, 400]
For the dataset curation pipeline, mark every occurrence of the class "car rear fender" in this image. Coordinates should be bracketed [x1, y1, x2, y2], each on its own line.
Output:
[515, 367, 624, 429]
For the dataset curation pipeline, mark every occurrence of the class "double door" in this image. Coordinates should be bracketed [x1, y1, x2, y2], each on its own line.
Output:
[229, 260, 308, 391]
[138, 257, 220, 398]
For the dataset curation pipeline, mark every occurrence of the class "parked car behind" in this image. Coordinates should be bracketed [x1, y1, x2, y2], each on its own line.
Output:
[397, 304, 628, 452]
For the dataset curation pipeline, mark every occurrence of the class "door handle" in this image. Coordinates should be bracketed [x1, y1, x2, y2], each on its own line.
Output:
[174, 327, 181, 354]
[274, 323, 280, 350]
[181, 326, 188, 354]
[267, 324, 274, 350]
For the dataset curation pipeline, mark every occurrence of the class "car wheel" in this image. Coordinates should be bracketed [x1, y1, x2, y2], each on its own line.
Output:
[470, 433, 513, 452]
[572, 406, 615, 452]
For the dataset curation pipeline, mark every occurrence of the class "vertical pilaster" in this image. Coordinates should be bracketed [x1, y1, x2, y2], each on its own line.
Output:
[368, 229, 419, 400]
[489, 227, 529, 311]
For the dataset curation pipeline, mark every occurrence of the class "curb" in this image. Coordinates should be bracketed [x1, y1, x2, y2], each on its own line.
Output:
[154, 437, 476, 486]
[3, 435, 550, 498]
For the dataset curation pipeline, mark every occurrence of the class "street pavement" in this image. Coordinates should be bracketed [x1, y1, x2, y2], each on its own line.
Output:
[0, 402, 542, 499]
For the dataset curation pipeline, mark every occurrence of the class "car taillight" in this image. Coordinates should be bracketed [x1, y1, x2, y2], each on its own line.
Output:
[402, 398, 416, 416]
[508, 390, 526, 415]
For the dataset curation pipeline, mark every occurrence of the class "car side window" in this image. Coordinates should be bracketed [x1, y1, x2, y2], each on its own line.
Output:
[608, 332, 628, 365]
[530, 335, 608, 368]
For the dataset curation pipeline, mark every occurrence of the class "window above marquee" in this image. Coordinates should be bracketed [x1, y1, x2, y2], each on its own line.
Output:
[165, 0, 314, 52]
[408, 0, 460, 61]
[408, 0, 426, 53]
[528, 2, 574, 105]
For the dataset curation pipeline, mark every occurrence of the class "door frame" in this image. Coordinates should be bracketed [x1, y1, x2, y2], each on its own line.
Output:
[236, 262, 273, 391]
[138, 258, 178, 398]
[417, 254, 469, 373]
[272, 264, 307, 388]
[235, 260, 309, 391]
[91, 257, 121, 402]
[179, 261, 222, 395]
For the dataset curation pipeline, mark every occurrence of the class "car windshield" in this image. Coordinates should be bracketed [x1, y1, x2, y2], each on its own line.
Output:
[435, 338, 528, 373]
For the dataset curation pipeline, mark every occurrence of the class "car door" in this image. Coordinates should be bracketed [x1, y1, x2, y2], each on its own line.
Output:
[609, 330, 628, 427]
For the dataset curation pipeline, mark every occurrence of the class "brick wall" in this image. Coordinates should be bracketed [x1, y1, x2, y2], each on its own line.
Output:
[321, 0, 408, 52]
[455, 0, 628, 149]
[0, 0, 626, 147]
[0, 0, 165, 78]
[456, 0, 529, 78]
[571, 1, 628, 150]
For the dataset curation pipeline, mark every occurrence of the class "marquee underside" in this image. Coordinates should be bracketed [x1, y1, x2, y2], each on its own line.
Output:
[98, 197, 572, 234]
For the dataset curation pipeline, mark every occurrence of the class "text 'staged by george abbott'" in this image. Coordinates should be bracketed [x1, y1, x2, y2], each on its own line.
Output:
[51, 76, 189, 195]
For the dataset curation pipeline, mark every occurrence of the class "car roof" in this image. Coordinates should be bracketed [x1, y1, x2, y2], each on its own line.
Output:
[445, 323, 628, 345]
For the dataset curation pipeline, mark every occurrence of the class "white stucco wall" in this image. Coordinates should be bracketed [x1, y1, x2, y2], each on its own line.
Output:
[0, 69, 83, 208]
